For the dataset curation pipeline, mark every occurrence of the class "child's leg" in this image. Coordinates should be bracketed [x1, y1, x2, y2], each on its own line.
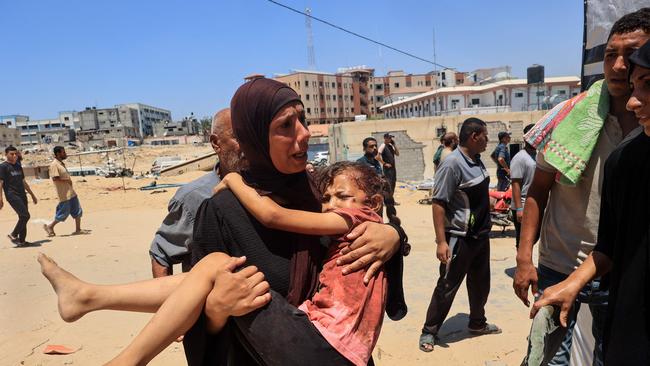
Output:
[39, 253, 186, 322]
[105, 252, 244, 366]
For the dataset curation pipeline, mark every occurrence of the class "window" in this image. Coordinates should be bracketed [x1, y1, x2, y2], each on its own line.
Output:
[64, 117, 69, 121]
[351, 108, 355, 113]
[333, 107, 337, 113]
[406, 81, 412, 87]
[331, 82, 335, 88]
[305, 94, 310, 100]
[319, 81, 323, 87]
[426, 80, 431, 86]
[332, 95, 336, 101]
[305, 80, 309, 87]
[441, 73, 446, 80]
[471, 98, 480, 105]
[394, 82, 400, 88]
[350, 96, 354, 102]
[376, 96, 383, 103]
[558, 90, 566, 95]
[375, 84, 383, 90]
[536, 91, 545, 96]
[515, 92, 524, 98]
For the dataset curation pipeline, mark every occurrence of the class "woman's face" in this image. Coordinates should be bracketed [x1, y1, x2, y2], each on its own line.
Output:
[626, 65, 650, 135]
[268, 102, 311, 174]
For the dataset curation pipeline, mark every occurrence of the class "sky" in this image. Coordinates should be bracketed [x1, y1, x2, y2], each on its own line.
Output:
[0, 0, 584, 120]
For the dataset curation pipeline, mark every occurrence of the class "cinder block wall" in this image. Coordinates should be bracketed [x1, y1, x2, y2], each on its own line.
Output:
[329, 111, 545, 181]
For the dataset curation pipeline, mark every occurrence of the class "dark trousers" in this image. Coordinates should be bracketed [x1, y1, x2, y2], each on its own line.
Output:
[384, 167, 397, 194]
[232, 291, 354, 366]
[7, 195, 30, 242]
[422, 235, 491, 335]
[496, 175, 509, 191]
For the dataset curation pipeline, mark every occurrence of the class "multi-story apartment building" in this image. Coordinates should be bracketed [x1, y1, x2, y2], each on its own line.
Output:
[76, 106, 140, 137]
[269, 66, 439, 125]
[116, 103, 172, 137]
[1, 114, 76, 146]
[0, 115, 29, 129]
[380, 76, 581, 119]
[272, 70, 359, 125]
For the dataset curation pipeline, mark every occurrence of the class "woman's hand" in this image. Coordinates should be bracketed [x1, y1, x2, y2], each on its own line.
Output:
[336, 222, 400, 284]
[204, 257, 271, 332]
[213, 172, 244, 195]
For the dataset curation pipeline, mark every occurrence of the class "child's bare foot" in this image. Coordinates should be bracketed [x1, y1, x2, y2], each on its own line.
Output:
[38, 253, 91, 322]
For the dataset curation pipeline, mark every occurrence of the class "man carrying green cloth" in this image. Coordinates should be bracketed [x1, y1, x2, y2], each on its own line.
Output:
[513, 8, 650, 365]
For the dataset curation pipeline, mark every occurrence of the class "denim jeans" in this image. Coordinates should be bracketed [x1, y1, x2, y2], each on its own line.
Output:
[537, 264, 607, 366]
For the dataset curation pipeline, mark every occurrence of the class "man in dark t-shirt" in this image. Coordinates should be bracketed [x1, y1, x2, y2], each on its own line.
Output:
[419, 118, 500, 352]
[356, 137, 382, 176]
[0, 146, 38, 245]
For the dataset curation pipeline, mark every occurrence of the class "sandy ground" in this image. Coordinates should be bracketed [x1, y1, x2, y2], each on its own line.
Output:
[0, 152, 535, 366]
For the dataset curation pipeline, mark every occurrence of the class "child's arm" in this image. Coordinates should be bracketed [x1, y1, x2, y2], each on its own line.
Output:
[215, 173, 350, 236]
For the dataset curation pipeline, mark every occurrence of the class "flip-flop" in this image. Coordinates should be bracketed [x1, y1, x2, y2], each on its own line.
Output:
[468, 323, 502, 335]
[419, 333, 436, 352]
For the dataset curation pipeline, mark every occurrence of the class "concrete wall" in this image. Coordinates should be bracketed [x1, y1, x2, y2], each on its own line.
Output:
[329, 110, 546, 181]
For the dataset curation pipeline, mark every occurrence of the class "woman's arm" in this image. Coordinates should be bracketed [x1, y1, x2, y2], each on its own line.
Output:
[216, 173, 350, 236]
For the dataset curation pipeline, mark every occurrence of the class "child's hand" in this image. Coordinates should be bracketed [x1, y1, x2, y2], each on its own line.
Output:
[213, 180, 228, 195]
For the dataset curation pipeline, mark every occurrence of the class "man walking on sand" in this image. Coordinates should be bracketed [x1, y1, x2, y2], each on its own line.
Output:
[0, 146, 38, 246]
[44, 146, 85, 237]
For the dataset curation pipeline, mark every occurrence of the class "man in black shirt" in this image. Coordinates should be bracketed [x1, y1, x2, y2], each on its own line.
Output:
[532, 38, 650, 364]
[379, 133, 399, 195]
[356, 137, 382, 175]
[0, 146, 38, 246]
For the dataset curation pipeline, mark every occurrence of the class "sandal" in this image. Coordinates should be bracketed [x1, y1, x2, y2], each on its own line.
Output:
[43, 224, 55, 237]
[418, 333, 436, 352]
[468, 323, 502, 335]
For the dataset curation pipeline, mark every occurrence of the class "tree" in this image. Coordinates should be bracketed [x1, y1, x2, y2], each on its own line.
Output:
[200, 116, 212, 132]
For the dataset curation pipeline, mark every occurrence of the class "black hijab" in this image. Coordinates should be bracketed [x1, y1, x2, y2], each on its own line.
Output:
[230, 78, 323, 306]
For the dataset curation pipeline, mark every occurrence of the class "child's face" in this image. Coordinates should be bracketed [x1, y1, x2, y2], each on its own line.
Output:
[321, 173, 369, 212]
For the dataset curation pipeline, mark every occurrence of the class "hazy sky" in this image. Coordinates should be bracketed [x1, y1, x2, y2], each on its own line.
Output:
[1, 0, 584, 120]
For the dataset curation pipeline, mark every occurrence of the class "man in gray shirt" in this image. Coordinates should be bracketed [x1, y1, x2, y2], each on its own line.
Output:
[509, 123, 536, 248]
[150, 108, 241, 277]
[419, 118, 500, 353]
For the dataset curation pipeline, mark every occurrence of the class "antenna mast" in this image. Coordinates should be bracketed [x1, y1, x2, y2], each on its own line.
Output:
[305, 7, 316, 69]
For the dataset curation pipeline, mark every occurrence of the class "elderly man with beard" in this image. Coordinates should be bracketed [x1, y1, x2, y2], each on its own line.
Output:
[150, 108, 242, 277]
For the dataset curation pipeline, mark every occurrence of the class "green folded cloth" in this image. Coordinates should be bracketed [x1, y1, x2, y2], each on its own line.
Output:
[544, 80, 609, 185]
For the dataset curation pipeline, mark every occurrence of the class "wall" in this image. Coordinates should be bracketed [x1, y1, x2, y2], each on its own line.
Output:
[329, 110, 546, 181]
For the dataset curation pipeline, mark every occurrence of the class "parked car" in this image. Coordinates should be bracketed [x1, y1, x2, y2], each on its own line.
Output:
[313, 151, 329, 164]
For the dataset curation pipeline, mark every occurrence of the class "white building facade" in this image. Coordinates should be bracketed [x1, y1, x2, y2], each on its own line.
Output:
[381, 76, 580, 119]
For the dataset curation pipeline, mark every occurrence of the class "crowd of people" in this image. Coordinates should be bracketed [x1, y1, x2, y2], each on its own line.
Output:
[0, 6, 645, 366]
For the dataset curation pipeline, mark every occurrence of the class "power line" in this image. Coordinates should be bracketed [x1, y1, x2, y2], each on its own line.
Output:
[265, 0, 450, 70]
